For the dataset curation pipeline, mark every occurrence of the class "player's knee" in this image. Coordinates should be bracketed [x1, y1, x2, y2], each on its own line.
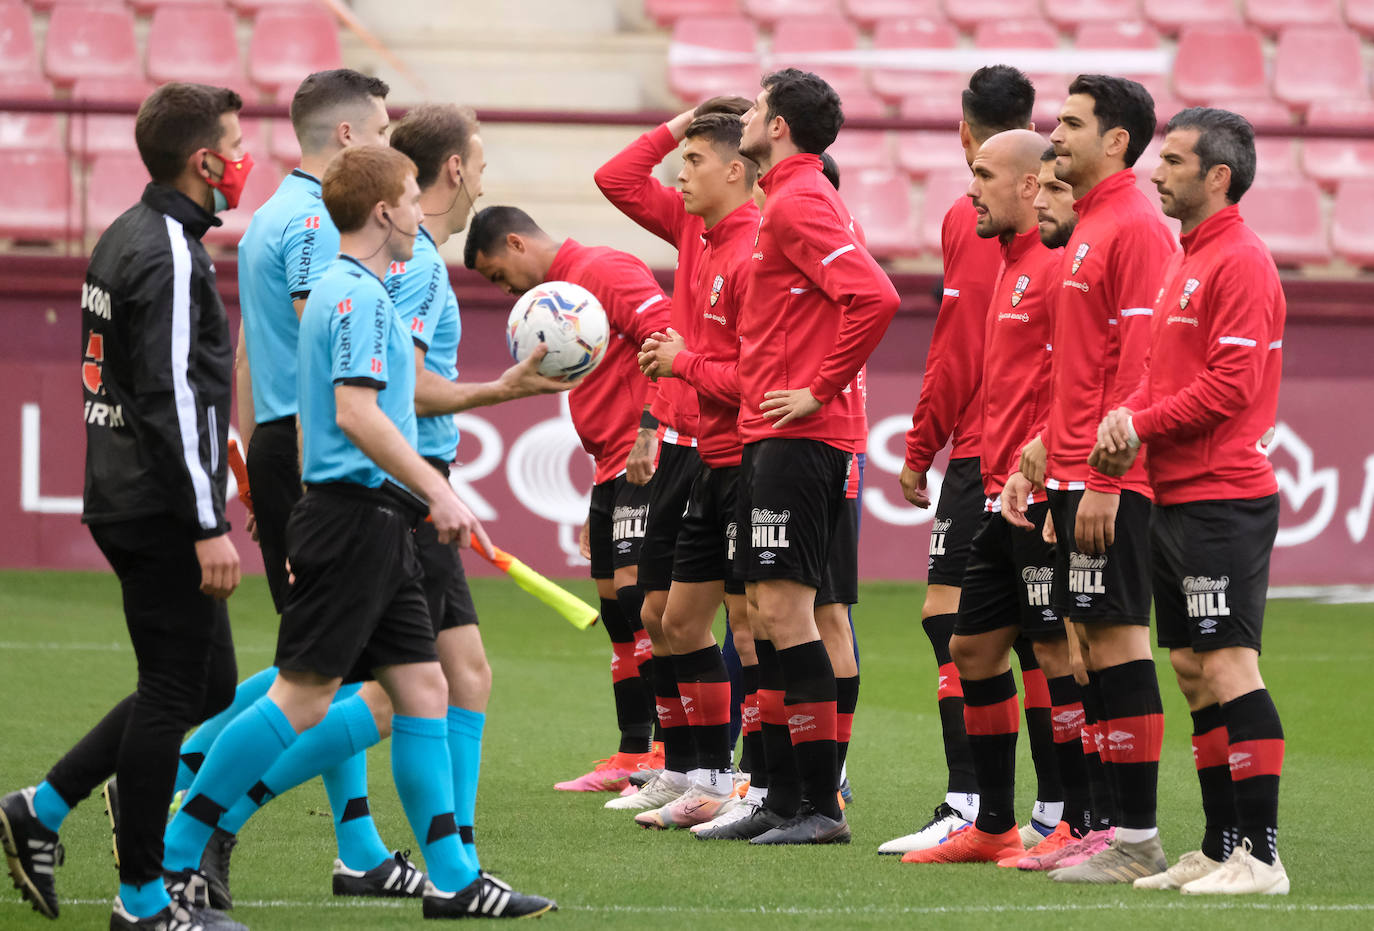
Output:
[1031, 637, 1073, 679]
[949, 634, 987, 678]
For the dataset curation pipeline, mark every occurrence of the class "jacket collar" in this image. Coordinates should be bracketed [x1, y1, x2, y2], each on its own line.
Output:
[141, 182, 220, 239]
[1072, 167, 1137, 218]
[1001, 225, 1042, 264]
[759, 153, 822, 195]
[1180, 204, 1242, 256]
[703, 199, 761, 246]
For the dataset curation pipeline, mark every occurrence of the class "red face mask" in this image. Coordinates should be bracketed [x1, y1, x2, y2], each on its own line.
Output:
[203, 150, 254, 211]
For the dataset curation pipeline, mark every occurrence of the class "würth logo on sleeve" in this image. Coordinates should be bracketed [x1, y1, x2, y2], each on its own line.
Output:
[1071, 242, 1090, 274]
[710, 274, 724, 306]
[1179, 277, 1201, 309]
[1010, 274, 1030, 306]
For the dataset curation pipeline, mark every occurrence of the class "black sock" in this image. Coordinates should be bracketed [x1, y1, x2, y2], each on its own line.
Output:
[1082, 672, 1116, 830]
[653, 652, 693, 774]
[673, 645, 731, 773]
[1096, 659, 1164, 831]
[1223, 688, 1284, 865]
[922, 613, 976, 796]
[601, 596, 652, 754]
[1190, 703, 1235, 861]
[964, 670, 1019, 835]
[1013, 639, 1060, 811]
[756, 639, 799, 816]
[835, 675, 859, 782]
[1047, 674, 1092, 837]
[777, 640, 839, 820]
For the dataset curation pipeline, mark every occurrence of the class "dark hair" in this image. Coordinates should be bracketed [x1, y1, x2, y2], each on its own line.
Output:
[135, 83, 242, 183]
[819, 151, 840, 190]
[1067, 74, 1156, 167]
[290, 69, 390, 153]
[961, 65, 1035, 138]
[389, 103, 480, 189]
[695, 95, 753, 117]
[1163, 107, 1257, 204]
[686, 111, 743, 150]
[321, 146, 416, 234]
[1041, 145, 1057, 161]
[463, 205, 545, 269]
[760, 68, 844, 154]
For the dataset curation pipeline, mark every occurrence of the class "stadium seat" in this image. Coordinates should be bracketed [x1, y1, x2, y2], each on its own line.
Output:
[1210, 97, 1297, 176]
[644, 0, 740, 26]
[248, 7, 343, 92]
[1244, 0, 1341, 35]
[268, 84, 301, 169]
[1272, 27, 1367, 111]
[844, 169, 917, 258]
[1132, 138, 1182, 239]
[0, 3, 38, 76]
[1142, 0, 1240, 35]
[1330, 179, 1374, 266]
[1044, 0, 1142, 31]
[43, 2, 141, 86]
[1171, 25, 1268, 105]
[28, 0, 123, 8]
[1074, 21, 1162, 50]
[826, 92, 892, 174]
[69, 77, 154, 160]
[228, 0, 317, 14]
[204, 160, 281, 247]
[918, 167, 971, 255]
[868, 17, 961, 104]
[84, 152, 152, 235]
[147, 7, 246, 87]
[894, 95, 968, 179]
[972, 21, 1068, 124]
[130, 0, 228, 13]
[770, 16, 865, 99]
[1346, 0, 1374, 40]
[842, 0, 941, 30]
[741, 0, 839, 26]
[1300, 100, 1374, 188]
[667, 16, 760, 103]
[0, 74, 58, 151]
[1241, 175, 1330, 265]
[0, 148, 73, 241]
[941, 0, 1025, 33]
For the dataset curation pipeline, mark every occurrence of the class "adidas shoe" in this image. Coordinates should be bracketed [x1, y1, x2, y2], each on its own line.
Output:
[1019, 818, 1056, 849]
[693, 803, 787, 841]
[553, 751, 656, 793]
[1050, 834, 1168, 884]
[163, 868, 221, 913]
[198, 829, 236, 910]
[332, 849, 426, 898]
[421, 875, 556, 919]
[103, 778, 121, 869]
[1001, 821, 1076, 869]
[751, 804, 851, 846]
[1044, 827, 1115, 869]
[635, 789, 737, 830]
[877, 801, 971, 855]
[0, 787, 64, 919]
[603, 772, 687, 811]
[901, 824, 1022, 863]
[110, 893, 248, 931]
[1134, 849, 1223, 890]
[1180, 839, 1289, 896]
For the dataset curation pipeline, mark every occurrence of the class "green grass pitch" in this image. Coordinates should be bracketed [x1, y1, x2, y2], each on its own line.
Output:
[2, 570, 1372, 930]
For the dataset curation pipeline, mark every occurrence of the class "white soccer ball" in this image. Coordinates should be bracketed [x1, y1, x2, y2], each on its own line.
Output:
[505, 280, 610, 380]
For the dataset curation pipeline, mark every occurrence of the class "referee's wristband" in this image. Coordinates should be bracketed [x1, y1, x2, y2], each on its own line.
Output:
[640, 410, 659, 431]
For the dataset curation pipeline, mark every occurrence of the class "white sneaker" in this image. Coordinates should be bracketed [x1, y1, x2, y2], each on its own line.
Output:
[1019, 820, 1056, 850]
[1180, 839, 1289, 895]
[1134, 849, 1223, 890]
[603, 772, 688, 811]
[877, 802, 971, 855]
[690, 798, 758, 835]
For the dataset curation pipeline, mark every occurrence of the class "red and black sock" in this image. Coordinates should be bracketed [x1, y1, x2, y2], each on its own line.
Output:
[1014, 639, 1061, 810]
[1223, 688, 1284, 865]
[652, 651, 693, 775]
[1082, 671, 1116, 830]
[1097, 659, 1164, 831]
[756, 639, 800, 816]
[922, 613, 977, 796]
[835, 675, 859, 782]
[963, 670, 1020, 835]
[673, 645, 732, 773]
[600, 595, 652, 755]
[740, 662, 763, 786]
[778, 639, 840, 820]
[1190, 703, 1235, 861]
[1048, 674, 1092, 837]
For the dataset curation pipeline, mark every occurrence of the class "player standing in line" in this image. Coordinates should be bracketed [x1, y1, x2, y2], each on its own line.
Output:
[1, 83, 248, 930]
[884, 66, 1065, 856]
[164, 146, 554, 920]
[731, 68, 899, 845]
[1029, 75, 1178, 884]
[463, 206, 673, 792]
[899, 130, 1076, 865]
[1092, 108, 1289, 895]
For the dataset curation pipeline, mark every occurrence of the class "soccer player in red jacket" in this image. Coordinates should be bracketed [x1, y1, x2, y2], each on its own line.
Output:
[1092, 108, 1289, 896]
[731, 69, 900, 845]
[1025, 75, 1179, 884]
[464, 207, 671, 792]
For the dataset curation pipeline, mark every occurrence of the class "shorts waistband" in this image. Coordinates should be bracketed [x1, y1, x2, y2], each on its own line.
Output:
[424, 457, 452, 478]
[304, 481, 429, 526]
[255, 416, 296, 431]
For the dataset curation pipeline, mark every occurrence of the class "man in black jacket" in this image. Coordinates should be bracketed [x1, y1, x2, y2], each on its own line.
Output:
[0, 83, 250, 931]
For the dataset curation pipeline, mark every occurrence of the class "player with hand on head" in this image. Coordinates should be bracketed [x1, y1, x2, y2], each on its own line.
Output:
[1090, 108, 1289, 896]
[1, 82, 248, 931]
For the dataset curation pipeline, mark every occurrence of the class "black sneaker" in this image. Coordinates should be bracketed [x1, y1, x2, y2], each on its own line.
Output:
[110, 893, 248, 931]
[421, 875, 556, 919]
[197, 829, 236, 911]
[332, 849, 426, 898]
[692, 804, 788, 841]
[163, 868, 213, 910]
[103, 778, 121, 869]
[0, 786, 64, 919]
[750, 804, 851, 845]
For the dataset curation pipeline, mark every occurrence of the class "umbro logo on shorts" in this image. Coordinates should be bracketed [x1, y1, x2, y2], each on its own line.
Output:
[758, 550, 777, 564]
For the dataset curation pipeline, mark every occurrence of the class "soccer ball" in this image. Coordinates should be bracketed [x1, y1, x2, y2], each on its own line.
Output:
[505, 281, 610, 380]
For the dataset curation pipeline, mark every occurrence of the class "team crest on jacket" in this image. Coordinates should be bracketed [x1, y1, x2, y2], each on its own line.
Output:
[1010, 274, 1030, 306]
[1071, 242, 1090, 274]
[710, 274, 724, 306]
[1180, 277, 1201, 309]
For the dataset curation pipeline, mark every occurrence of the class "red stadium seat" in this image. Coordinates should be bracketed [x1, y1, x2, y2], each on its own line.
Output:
[1209, 97, 1297, 176]
[1044, 0, 1142, 31]
[69, 77, 154, 160]
[1244, 0, 1341, 35]
[941, 0, 1025, 33]
[130, 0, 228, 13]
[1241, 175, 1330, 266]
[741, 0, 840, 27]
[228, 0, 316, 14]
[28, 0, 122, 8]
[868, 17, 961, 104]
[0, 2, 38, 76]
[248, 7, 343, 92]
[1346, 0, 1374, 40]
[1272, 27, 1367, 111]
[894, 95, 969, 179]
[667, 16, 760, 104]
[844, 169, 918, 258]
[972, 21, 1067, 124]
[1300, 100, 1374, 188]
[1074, 21, 1162, 50]
[147, 7, 246, 87]
[1142, 0, 1240, 34]
[770, 15, 865, 99]
[827, 92, 892, 174]
[1330, 179, 1374, 266]
[1171, 25, 1267, 105]
[0, 148, 73, 240]
[204, 159, 282, 247]
[43, 2, 141, 86]
[842, 0, 941, 30]
[918, 167, 971, 255]
[85, 152, 152, 235]
[644, 0, 740, 26]
[0, 74, 58, 151]
[1131, 139, 1182, 239]
[268, 84, 301, 169]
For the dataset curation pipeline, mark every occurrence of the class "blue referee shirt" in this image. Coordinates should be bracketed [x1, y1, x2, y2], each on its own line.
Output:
[238, 169, 340, 422]
[385, 224, 461, 463]
[297, 255, 417, 488]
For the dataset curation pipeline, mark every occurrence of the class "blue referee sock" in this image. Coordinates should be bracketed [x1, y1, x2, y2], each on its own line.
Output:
[176, 666, 278, 793]
[164, 696, 296, 872]
[118, 877, 171, 919]
[391, 714, 477, 893]
[446, 706, 485, 868]
[30, 782, 70, 834]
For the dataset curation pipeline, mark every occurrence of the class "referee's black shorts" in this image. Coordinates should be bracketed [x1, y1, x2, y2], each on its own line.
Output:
[927, 456, 984, 587]
[413, 459, 479, 634]
[588, 475, 652, 580]
[245, 416, 302, 612]
[638, 440, 701, 592]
